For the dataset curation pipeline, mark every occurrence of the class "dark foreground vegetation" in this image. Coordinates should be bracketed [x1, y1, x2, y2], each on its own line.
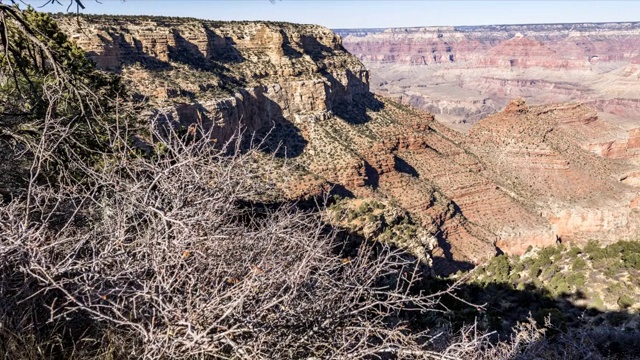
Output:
[1, 5, 639, 359]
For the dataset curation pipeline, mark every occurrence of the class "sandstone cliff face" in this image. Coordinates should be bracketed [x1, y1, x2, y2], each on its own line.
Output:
[58, 15, 369, 145]
[58, 16, 640, 273]
[339, 22, 640, 133]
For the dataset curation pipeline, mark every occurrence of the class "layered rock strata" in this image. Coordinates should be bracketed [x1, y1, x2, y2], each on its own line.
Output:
[58, 15, 369, 146]
[58, 16, 640, 272]
[337, 23, 640, 68]
[339, 22, 640, 137]
[466, 100, 640, 250]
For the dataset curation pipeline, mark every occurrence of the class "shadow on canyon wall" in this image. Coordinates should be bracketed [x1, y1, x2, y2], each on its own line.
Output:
[91, 27, 388, 160]
[301, 35, 385, 125]
[151, 91, 308, 159]
[99, 29, 384, 157]
[333, 90, 385, 125]
[325, 69, 385, 125]
[91, 29, 248, 94]
[282, 32, 304, 59]
[394, 155, 420, 178]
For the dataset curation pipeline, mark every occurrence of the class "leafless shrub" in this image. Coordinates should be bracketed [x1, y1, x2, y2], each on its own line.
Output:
[6, 99, 624, 359]
[1, 117, 480, 359]
[2, 8, 476, 354]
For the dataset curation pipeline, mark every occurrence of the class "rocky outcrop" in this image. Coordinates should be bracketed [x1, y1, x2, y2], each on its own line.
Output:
[466, 99, 640, 249]
[586, 128, 640, 159]
[58, 15, 369, 146]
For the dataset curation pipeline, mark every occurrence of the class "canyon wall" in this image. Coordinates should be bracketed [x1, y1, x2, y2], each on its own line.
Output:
[337, 23, 640, 67]
[338, 22, 640, 136]
[57, 16, 640, 273]
[58, 15, 370, 145]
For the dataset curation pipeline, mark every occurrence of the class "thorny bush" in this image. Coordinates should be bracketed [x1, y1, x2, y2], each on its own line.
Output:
[0, 118, 478, 359]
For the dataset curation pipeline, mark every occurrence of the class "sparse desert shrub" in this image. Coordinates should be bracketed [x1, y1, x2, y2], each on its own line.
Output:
[548, 273, 568, 296]
[572, 256, 587, 271]
[347, 208, 359, 220]
[565, 273, 586, 289]
[357, 201, 373, 214]
[529, 263, 542, 279]
[617, 294, 635, 310]
[568, 245, 582, 258]
[622, 252, 640, 270]
[486, 255, 511, 283]
[593, 293, 606, 310]
[509, 272, 521, 283]
[608, 283, 627, 298]
[534, 308, 567, 332]
[596, 258, 624, 277]
[537, 246, 559, 266]
[541, 263, 560, 280]
[585, 240, 606, 260]
[512, 261, 525, 274]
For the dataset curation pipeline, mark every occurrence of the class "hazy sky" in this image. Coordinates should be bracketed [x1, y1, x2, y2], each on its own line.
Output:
[24, 0, 640, 28]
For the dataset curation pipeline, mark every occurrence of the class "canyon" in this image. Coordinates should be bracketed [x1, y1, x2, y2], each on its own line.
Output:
[56, 16, 640, 273]
[337, 23, 640, 133]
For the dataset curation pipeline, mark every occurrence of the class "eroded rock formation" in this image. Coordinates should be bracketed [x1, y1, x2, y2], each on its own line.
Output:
[58, 16, 640, 273]
[466, 100, 640, 252]
[58, 15, 369, 146]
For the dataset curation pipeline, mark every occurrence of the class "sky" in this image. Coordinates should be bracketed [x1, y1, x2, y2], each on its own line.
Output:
[22, 0, 640, 29]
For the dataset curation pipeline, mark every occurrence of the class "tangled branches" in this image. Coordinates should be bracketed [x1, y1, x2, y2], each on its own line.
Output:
[1, 7, 479, 358]
[1, 4, 122, 203]
[0, 115, 478, 358]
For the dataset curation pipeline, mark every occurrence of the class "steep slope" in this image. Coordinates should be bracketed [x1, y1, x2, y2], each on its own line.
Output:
[55, 15, 499, 270]
[467, 99, 640, 251]
[57, 15, 640, 273]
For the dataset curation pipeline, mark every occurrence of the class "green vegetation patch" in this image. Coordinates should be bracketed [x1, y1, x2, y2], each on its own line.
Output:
[465, 240, 640, 333]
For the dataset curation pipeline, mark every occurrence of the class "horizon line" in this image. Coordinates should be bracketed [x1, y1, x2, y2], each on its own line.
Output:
[332, 19, 640, 30]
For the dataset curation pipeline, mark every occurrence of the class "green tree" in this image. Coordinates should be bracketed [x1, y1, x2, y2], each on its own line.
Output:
[572, 257, 587, 271]
[1, 5, 123, 199]
[486, 255, 511, 283]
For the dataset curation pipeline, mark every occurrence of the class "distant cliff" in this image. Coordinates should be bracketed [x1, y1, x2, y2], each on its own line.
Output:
[339, 22, 640, 67]
[338, 21, 640, 130]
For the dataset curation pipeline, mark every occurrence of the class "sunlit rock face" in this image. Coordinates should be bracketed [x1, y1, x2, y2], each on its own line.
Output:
[59, 15, 371, 145]
[466, 100, 640, 251]
[56, 16, 640, 273]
